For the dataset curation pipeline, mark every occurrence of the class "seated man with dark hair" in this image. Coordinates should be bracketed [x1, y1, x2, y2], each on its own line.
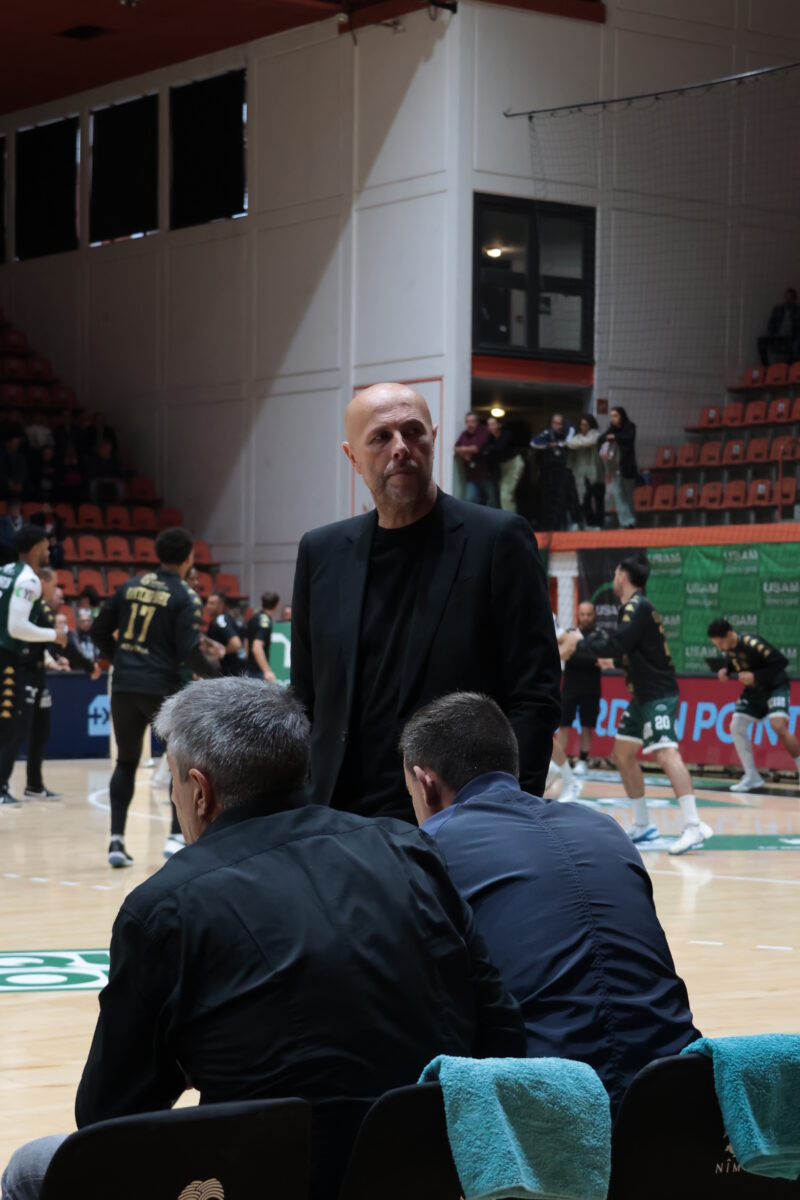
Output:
[400, 690, 700, 1117]
[2, 678, 523, 1200]
[757, 287, 800, 367]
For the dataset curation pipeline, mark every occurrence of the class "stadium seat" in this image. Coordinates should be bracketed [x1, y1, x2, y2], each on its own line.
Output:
[194, 571, 213, 599]
[774, 476, 797, 513]
[721, 402, 744, 426]
[106, 505, 132, 531]
[77, 535, 105, 563]
[0, 328, 29, 354]
[133, 537, 158, 564]
[54, 504, 76, 530]
[745, 437, 769, 463]
[698, 481, 723, 511]
[653, 446, 676, 469]
[56, 569, 77, 599]
[743, 399, 767, 426]
[792, 396, 800, 423]
[0, 383, 25, 406]
[128, 475, 155, 500]
[767, 396, 793, 424]
[698, 440, 722, 467]
[746, 478, 773, 512]
[62, 536, 78, 563]
[675, 483, 699, 514]
[193, 540, 212, 565]
[652, 485, 676, 512]
[788, 361, 800, 387]
[159, 506, 183, 529]
[676, 444, 698, 469]
[106, 569, 132, 594]
[105, 536, 133, 564]
[76, 569, 107, 598]
[22, 502, 38, 519]
[764, 362, 788, 387]
[26, 356, 52, 381]
[740, 365, 764, 388]
[77, 504, 104, 530]
[633, 486, 653, 513]
[722, 438, 747, 466]
[60, 605, 76, 632]
[131, 506, 157, 532]
[215, 572, 242, 598]
[0, 357, 28, 381]
[51, 384, 78, 409]
[25, 384, 51, 408]
[697, 405, 722, 429]
[769, 435, 797, 462]
[721, 480, 747, 510]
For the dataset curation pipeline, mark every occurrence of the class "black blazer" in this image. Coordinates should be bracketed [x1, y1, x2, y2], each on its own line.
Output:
[291, 490, 561, 806]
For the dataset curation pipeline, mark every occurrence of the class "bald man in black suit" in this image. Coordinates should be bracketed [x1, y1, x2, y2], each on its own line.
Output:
[291, 383, 561, 823]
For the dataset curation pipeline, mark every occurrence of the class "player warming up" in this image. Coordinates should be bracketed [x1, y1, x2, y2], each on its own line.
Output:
[584, 555, 712, 856]
[91, 527, 218, 867]
[707, 618, 800, 792]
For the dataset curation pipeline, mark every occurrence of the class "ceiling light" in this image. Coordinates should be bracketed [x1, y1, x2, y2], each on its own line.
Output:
[490, 406, 506, 418]
[485, 247, 502, 259]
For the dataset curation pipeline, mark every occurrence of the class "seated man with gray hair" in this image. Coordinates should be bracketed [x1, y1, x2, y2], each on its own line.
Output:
[400, 691, 701, 1116]
[3, 677, 523, 1200]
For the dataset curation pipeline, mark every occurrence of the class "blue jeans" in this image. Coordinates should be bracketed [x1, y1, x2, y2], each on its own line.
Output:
[2, 1135, 67, 1200]
[465, 478, 500, 508]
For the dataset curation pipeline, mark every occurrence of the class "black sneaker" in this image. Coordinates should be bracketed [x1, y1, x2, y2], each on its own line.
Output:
[0, 788, 21, 806]
[24, 786, 63, 800]
[108, 837, 133, 868]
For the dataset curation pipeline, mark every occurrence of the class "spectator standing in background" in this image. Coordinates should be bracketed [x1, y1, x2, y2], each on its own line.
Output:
[86, 437, 126, 503]
[30, 501, 65, 569]
[206, 593, 245, 676]
[485, 416, 525, 513]
[246, 592, 279, 682]
[454, 412, 500, 508]
[280, 604, 292, 623]
[0, 427, 29, 501]
[24, 411, 53, 452]
[70, 609, 99, 663]
[567, 414, 605, 530]
[757, 287, 800, 368]
[598, 406, 638, 530]
[0, 500, 24, 562]
[530, 413, 580, 531]
[556, 601, 602, 778]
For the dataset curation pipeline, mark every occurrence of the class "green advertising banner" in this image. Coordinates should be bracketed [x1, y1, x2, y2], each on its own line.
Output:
[578, 544, 800, 674]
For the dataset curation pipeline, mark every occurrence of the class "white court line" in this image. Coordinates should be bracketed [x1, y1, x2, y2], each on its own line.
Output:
[689, 940, 724, 946]
[88, 787, 170, 824]
[650, 868, 800, 887]
[756, 944, 794, 952]
[29, 877, 48, 884]
[3, 873, 19, 879]
[91, 884, 113, 892]
[60, 881, 79, 888]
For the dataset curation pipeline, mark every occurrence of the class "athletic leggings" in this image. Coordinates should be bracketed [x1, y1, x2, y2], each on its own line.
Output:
[109, 691, 179, 838]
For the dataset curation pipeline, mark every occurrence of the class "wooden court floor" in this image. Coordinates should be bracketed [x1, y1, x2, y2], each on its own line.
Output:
[0, 760, 798, 1168]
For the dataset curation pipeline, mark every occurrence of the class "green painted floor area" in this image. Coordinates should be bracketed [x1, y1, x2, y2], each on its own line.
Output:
[0, 950, 109, 993]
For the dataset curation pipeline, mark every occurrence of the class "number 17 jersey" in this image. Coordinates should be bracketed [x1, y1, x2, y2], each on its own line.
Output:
[92, 568, 205, 697]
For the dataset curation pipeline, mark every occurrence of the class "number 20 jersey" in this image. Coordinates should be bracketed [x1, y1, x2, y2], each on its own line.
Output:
[93, 568, 205, 697]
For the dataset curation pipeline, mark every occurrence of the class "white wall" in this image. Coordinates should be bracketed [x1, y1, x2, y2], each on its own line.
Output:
[1, 0, 800, 600]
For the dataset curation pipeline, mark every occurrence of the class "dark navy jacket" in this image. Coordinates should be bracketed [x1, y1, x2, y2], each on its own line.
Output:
[422, 772, 700, 1113]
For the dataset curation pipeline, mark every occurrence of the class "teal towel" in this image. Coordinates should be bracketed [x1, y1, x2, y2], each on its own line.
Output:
[681, 1035, 800, 1179]
[419, 1055, 610, 1200]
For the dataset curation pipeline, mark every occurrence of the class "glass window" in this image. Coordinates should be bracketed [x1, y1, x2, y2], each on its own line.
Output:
[170, 70, 246, 231]
[15, 117, 79, 260]
[90, 95, 158, 245]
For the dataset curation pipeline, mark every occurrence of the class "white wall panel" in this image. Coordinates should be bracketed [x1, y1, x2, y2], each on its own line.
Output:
[255, 215, 341, 380]
[11, 255, 81, 386]
[354, 191, 445, 366]
[356, 14, 448, 191]
[616, 0, 735, 27]
[613, 30, 733, 96]
[747, 0, 800, 40]
[88, 250, 159, 401]
[737, 224, 800, 360]
[255, 39, 344, 212]
[165, 396, 246, 541]
[166, 235, 247, 389]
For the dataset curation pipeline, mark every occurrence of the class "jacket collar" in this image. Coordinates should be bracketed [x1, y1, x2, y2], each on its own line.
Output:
[198, 788, 309, 841]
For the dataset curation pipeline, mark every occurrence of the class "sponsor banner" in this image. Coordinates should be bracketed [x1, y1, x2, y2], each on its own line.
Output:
[563, 675, 800, 768]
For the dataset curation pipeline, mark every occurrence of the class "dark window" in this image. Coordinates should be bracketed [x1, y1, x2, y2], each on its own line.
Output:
[90, 95, 158, 244]
[15, 117, 79, 260]
[170, 70, 246, 230]
[473, 194, 595, 363]
[0, 137, 6, 263]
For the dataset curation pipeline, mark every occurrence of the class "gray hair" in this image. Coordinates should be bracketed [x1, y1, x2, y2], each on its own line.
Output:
[399, 692, 519, 794]
[153, 677, 310, 808]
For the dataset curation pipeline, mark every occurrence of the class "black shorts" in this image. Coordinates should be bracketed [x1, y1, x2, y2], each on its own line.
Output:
[111, 691, 163, 765]
[560, 676, 601, 729]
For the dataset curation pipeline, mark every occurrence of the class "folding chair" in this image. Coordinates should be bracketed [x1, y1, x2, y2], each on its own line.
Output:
[40, 1097, 312, 1200]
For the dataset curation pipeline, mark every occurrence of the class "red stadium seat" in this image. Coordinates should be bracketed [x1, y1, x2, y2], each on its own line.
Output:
[764, 362, 788, 387]
[0, 383, 25, 406]
[792, 396, 800, 423]
[159, 507, 183, 529]
[698, 440, 722, 467]
[133, 537, 158, 564]
[722, 439, 747, 466]
[77, 535, 105, 563]
[57, 569, 77, 599]
[25, 357, 53, 381]
[769, 435, 797, 463]
[722, 480, 747, 509]
[747, 478, 773, 511]
[0, 357, 28, 381]
[743, 399, 767, 426]
[0, 328, 29, 354]
[745, 437, 768, 464]
[105, 536, 133, 564]
[106, 505, 131, 531]
[215, 573, 241, 598]
[740, 365, 764, 388]
[59, 604, 76, 632]
[54, 504, 76, 530]
[653, 446, 676, 469]
[676, 444, 698, 469]
[194, 571, 213, 599]
[106, 569, 132, 594]
[128, 476, 155, 500]
[675, 483, 699, 512]
[652, 485, 676, 512]
[78, 504, 104, 530]
[131, 506, 157, 532]
[76, 568, 107, 597]
[51, 384, 78, 409]
[193, 540, 212, 565]
[697, 405, 722, 429]
[62, 536, 78, 563]
[767, 396, 793, 424]
[698, 482, 723, 510]
[633, 486, 653, 513]
[25, 384, 51, 409]
[774, 476, 797, 512]
[721, 402, 743, 427]
[788, 362, 800, 386]
[22, 502, 38, 519]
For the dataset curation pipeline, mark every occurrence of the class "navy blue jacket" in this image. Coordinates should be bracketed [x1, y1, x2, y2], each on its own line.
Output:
[423, 773, 700, 1113]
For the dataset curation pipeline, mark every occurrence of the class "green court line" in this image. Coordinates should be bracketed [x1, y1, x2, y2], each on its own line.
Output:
[0, 949, 109, 993]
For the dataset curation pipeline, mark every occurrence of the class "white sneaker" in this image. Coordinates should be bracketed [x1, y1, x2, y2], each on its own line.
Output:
[572, 760, 588, 778]
[558, 779, 583, 803]
[629, 823, 659, 844]
[151, 755, 171, 789]
[545, 760, 560, 789]
[669, 821, 713, 856]
[163, 833, 186, 859]
[730, 772, 764, 793]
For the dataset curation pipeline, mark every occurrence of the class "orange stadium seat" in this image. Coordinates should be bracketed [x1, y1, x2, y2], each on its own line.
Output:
[106, 569, 132, 593]
[22, 502, 38, 519]
[774, 476, 797, 512]
[788, 362, 800, 386]
[722, 480, 747, 510]
[77, 535, 104, 563]
[792, 396, 800, 422]
[743, 399, 767, 426]
[215, 573, 241, 598]
[676, 444, 698, 469]
[76, 568, 106, 597]
[133, 537, 158, 564]
[60, 604, 76, 632]
[740, 365, 764, 388]
[722, 439, 747, 466]
[0, 357, 27, 381]
[698, 481, 723, 511]
[633, 486, 653, 514]
[105, 536, 133, 564]
[767, 396, 793, 424]
[62, 536, 77, 563]
[78, 504, 104, 530]
[652, 485, 676, 512]
[764, 362, 788, 387]
[193, 541, 211, 565]
[106, 505, 131, 531]
[194, 571, 213, 599]
[128, 476, 155, 500]
[721, 402, 743, 427]
[54, 504, 76, 530]
[675, 483, 699, 513]
[697, 405, 722, 429]
[653, 446, 676, 469]
[57, 569, 77, 599]
[131, 506, 157, 532]
[698, 440, 722, 467]
[0, 383, 25, 406]
[159, 507, 183, 529]
[770, 435, 797, 463]
[745, 437, 768, 464]
[747, 478, 773, 512]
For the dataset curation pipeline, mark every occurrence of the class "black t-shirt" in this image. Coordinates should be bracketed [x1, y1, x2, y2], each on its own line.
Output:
[726, 633, 789, 695]
[245, 610, 273, 674]
[207, 612, 245, 676]
[334, 507, 438, 823]
[586, 591, 677, 702]
[562, 631, 601, 695]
